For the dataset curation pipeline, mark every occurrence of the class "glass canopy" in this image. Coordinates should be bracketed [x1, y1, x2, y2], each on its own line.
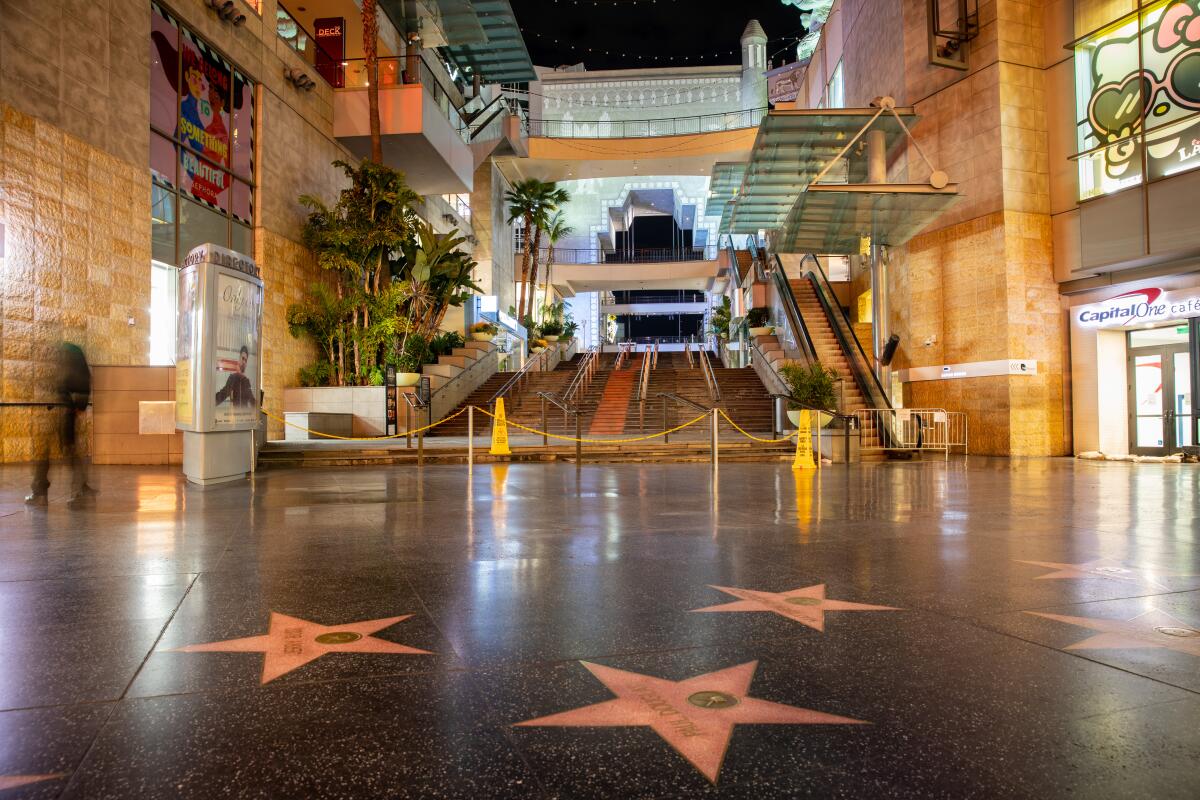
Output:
[777, 185, 962, 253]
[438, 0, 537, 82]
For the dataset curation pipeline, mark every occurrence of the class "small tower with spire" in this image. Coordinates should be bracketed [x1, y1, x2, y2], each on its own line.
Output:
[740, 20, 768, 111]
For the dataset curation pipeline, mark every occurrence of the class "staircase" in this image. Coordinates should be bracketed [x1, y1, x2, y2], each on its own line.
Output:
[431, 354, 582, 436]
[789, 279, 868, 415]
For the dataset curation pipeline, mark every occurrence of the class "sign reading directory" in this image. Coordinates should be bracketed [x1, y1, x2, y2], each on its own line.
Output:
[176, 243, 263, 484]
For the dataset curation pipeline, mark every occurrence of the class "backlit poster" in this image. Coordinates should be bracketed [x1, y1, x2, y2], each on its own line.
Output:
[213, 272, 260, 426]
[175, 267, 198, 427]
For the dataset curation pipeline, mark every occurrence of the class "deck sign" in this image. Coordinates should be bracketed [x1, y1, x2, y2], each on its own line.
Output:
[1075, 287, 1200, 329]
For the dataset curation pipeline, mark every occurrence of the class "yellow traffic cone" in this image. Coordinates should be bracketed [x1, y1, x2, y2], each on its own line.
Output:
[792, 409, 815, 470]
[490, 398, 513, 456]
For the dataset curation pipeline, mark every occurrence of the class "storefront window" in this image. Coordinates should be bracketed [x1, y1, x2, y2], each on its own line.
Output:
[1074, 0, 1200, 200]
[149, 1, 256, 362]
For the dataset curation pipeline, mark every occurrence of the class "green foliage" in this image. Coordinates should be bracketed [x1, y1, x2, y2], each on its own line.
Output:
[394, 333, 431, 374]
[562, 317, 579, 339]
[539, 319, 564, 336]
[367, 367, 385, 386]
[746, 307, 771, 328]
[470, 321, 498, 335]
[297, 361, 334, 387]
[709, 296, 733, 339]
[779, 362, 839, 412]
[429, 330, 466, 358]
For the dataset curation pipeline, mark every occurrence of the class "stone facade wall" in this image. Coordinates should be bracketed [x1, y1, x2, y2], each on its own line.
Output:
[0, 0, 353, 461]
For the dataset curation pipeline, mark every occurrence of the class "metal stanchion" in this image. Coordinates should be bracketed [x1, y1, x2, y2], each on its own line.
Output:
[540, 396, 548, 446]
[575, 412, 582, 463]
[406, 404, 412, 449]
[711, 407, 719, 469]
[467, 406, 474, 466]
[418, 425, 424, 465]
[662, 397, 669, 444]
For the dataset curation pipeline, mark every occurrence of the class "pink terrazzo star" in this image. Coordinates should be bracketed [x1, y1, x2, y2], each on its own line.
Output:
[515, 660, 866, 783]
[690, 583, 900, 631]
[0, 774, 60, 791]
[171, 612, 431, 683]
[1027, 608, 1200, 657]
[1015, 558, 1187, 588]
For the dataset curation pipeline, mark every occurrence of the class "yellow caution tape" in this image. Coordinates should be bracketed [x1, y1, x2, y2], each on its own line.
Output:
[717, 409, 797, 444]
[473, 406, 711, 444]
[260, 406, 466, 441]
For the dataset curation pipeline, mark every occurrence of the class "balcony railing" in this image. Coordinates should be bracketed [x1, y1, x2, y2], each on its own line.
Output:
[523, 246, 719, 265]
[276, 3, 343, 85]
[525, 107, 766, 139]
[339, 58, 471, 142]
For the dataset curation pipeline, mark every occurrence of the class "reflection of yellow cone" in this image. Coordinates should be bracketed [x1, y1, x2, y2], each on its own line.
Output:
[490, 398, 512, 456]
[792, 409, 815, 470]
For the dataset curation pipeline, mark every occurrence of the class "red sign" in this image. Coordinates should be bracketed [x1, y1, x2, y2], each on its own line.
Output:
[314, 17, 345, 88]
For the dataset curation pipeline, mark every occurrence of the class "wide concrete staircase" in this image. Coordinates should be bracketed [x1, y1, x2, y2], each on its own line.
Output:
[431, 353, 583, 436]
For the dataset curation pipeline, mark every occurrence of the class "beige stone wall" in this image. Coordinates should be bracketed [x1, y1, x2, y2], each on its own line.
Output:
[0, 0, 352, 461]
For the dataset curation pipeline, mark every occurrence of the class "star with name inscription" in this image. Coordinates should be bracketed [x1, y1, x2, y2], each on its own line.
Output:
[691, 583, 900, 631]
[171, 612, 431, 683]
[1027, 608, 1200, 657]
[0, 775, 60, 791]
[1014, 558, 1190, 588]
[515, 660, 866, 783]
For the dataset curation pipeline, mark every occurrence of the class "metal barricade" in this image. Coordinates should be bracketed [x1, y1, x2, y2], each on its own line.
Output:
[853, 409, 969, 458]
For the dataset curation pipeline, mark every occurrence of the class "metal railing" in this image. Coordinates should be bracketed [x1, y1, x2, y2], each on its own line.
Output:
[656, 392, 712, 444]
[276, 3, 342, 82]
[489, 344, 554, 407]
[699, 348, 721, 403]
[526, 107, 766, 139]
[854, 409, 968, 458]
[521, 246, 719, 265]
[562, 346, 600, 406]
[683, 340, 695, 368]
[339, 58, 471, 142]
[536, 391, 584, 459]
[614, 341, 635, 369]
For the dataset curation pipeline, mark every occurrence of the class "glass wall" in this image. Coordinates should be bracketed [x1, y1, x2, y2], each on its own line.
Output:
[149, 2, 257, 362]
[1074, 0, 1200, 200]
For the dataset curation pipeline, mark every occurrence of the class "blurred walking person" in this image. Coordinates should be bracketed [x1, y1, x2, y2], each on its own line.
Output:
[26, 343, 96, 508]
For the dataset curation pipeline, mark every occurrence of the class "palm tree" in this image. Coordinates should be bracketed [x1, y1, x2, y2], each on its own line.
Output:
[505, 178, 541, 327]
[524, 183, 570, 321]
[362, 0, 382, 163]
[540, 211, 573, 310]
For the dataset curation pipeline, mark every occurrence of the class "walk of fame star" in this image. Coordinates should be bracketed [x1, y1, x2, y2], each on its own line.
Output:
[171, 612, 431, 683]
[0, 774, 60, 791]
[1014, 558, 1189, 588]
[514, 660, 866, 783]
[1027, 608, 1200, 657]
[690, 583, 900, 631]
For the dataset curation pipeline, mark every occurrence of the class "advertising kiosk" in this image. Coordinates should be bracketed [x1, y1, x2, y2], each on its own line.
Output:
[176, 243, 264, 484]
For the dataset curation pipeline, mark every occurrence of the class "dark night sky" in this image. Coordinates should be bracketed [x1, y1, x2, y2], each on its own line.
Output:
[508, 0, 807, 71]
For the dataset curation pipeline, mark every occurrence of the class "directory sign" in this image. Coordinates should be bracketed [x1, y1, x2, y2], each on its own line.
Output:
[176, 243, 263, 432]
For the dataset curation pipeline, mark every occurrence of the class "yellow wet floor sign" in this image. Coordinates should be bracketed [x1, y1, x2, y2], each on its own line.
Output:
[792, 409, 815, 470]
[490, 398, 512, 455]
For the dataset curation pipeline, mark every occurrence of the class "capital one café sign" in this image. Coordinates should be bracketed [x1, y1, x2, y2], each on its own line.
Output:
[1075, 287, 1200, 328]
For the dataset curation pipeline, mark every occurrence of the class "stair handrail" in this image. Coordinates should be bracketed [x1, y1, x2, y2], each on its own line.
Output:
[766, 253, 819, 366]
[699, 349, 722, 403]
[562, 345, 599, 406]
[683, 340, 695, 368]
[796, 254, 899, 447]
[637, 346, 653, 403]
[489, 345, 553, 406]
[656, 392, 711, 413]
[652, 341, 660, 370]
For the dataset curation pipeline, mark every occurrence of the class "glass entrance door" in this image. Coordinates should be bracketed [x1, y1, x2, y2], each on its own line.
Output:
[1128, 327, 1193, 455]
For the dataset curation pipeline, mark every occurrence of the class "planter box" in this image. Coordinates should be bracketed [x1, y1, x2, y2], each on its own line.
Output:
[282, 386, 387, 438]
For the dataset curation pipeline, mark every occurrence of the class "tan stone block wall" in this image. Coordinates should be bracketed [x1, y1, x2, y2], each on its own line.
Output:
[0, 103, 151, 462]
[257, 230, 321, 440]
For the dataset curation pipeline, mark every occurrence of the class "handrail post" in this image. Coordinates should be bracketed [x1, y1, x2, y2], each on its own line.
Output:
[406, 403, 412, 449]
[711, 407, 719, 469]
[663, 396, 670, 444]
[467, 405, 474, 466]
[540, 395, 548, 446]
[575, 412, 582, 463]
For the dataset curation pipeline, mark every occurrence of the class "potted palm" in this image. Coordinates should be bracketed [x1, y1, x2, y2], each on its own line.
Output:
[394, 333, 429, 386]
[562, 318, 579, 341]
[470, 321, 498, 342]
[539, 318, 564, 342]
[747, 307, 773, 337]
[779, 362, 839, 429]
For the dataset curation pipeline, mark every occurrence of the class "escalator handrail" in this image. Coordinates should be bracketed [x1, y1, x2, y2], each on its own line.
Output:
[467, 96, 509, 141]
[804, 254, 885, 397]
[767, 253, 819, 365]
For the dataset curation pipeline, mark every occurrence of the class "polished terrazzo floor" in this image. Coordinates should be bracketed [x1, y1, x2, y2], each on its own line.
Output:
[0, 458, 1198, 798]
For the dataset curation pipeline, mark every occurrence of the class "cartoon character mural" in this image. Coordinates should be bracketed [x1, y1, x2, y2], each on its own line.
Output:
[151, 7, 253, 218]
[1084, 0, 1200, 183]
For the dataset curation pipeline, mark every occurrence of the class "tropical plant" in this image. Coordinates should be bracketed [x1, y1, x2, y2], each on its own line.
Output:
[299, 160, 419, 383]
[562, 317, 579, 339]
[506, 179, 571, 323]
[779, 363, 839, 411]
[540, 211, 573, 306]
[429, 330, 466, 358]
[297, 360, 334, 387]
[470, 321, 498, 336]
[394, 332, 431, 374]
[709, 296, 733, 339]
[539, 319, 564, 337]
[286, 282, 351, 383]
[746, 307, 771, 328]
[362, 0, 383, 163]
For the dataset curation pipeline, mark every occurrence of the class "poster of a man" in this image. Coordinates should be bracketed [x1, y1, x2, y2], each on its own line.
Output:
[215, 345, 254, 408]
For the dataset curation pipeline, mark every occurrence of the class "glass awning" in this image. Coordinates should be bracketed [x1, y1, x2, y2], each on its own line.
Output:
[776, 185, 962, 253]
[439, 0, 537, 83]
[723, 107, 918, 235]
[706, 162, 747, 232]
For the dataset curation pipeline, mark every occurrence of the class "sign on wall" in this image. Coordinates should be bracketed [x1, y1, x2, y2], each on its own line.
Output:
[1074, 286, 1200, 329]
[314, 17, 345, 88]
[176, 244, 263, 433]
[897, 360, 1039, 382]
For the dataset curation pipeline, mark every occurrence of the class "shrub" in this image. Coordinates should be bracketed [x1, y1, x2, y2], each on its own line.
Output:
[779, 362, 839, 411]
[430, 330, 466, 358]
[297, 361, 334, 387]
[746, 307, 771, 328]
[470, 321, 498, 335]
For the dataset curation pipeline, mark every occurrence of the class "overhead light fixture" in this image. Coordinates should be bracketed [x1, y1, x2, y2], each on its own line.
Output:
[284, 67, 317, 91]
[205, 0, 246, 25]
